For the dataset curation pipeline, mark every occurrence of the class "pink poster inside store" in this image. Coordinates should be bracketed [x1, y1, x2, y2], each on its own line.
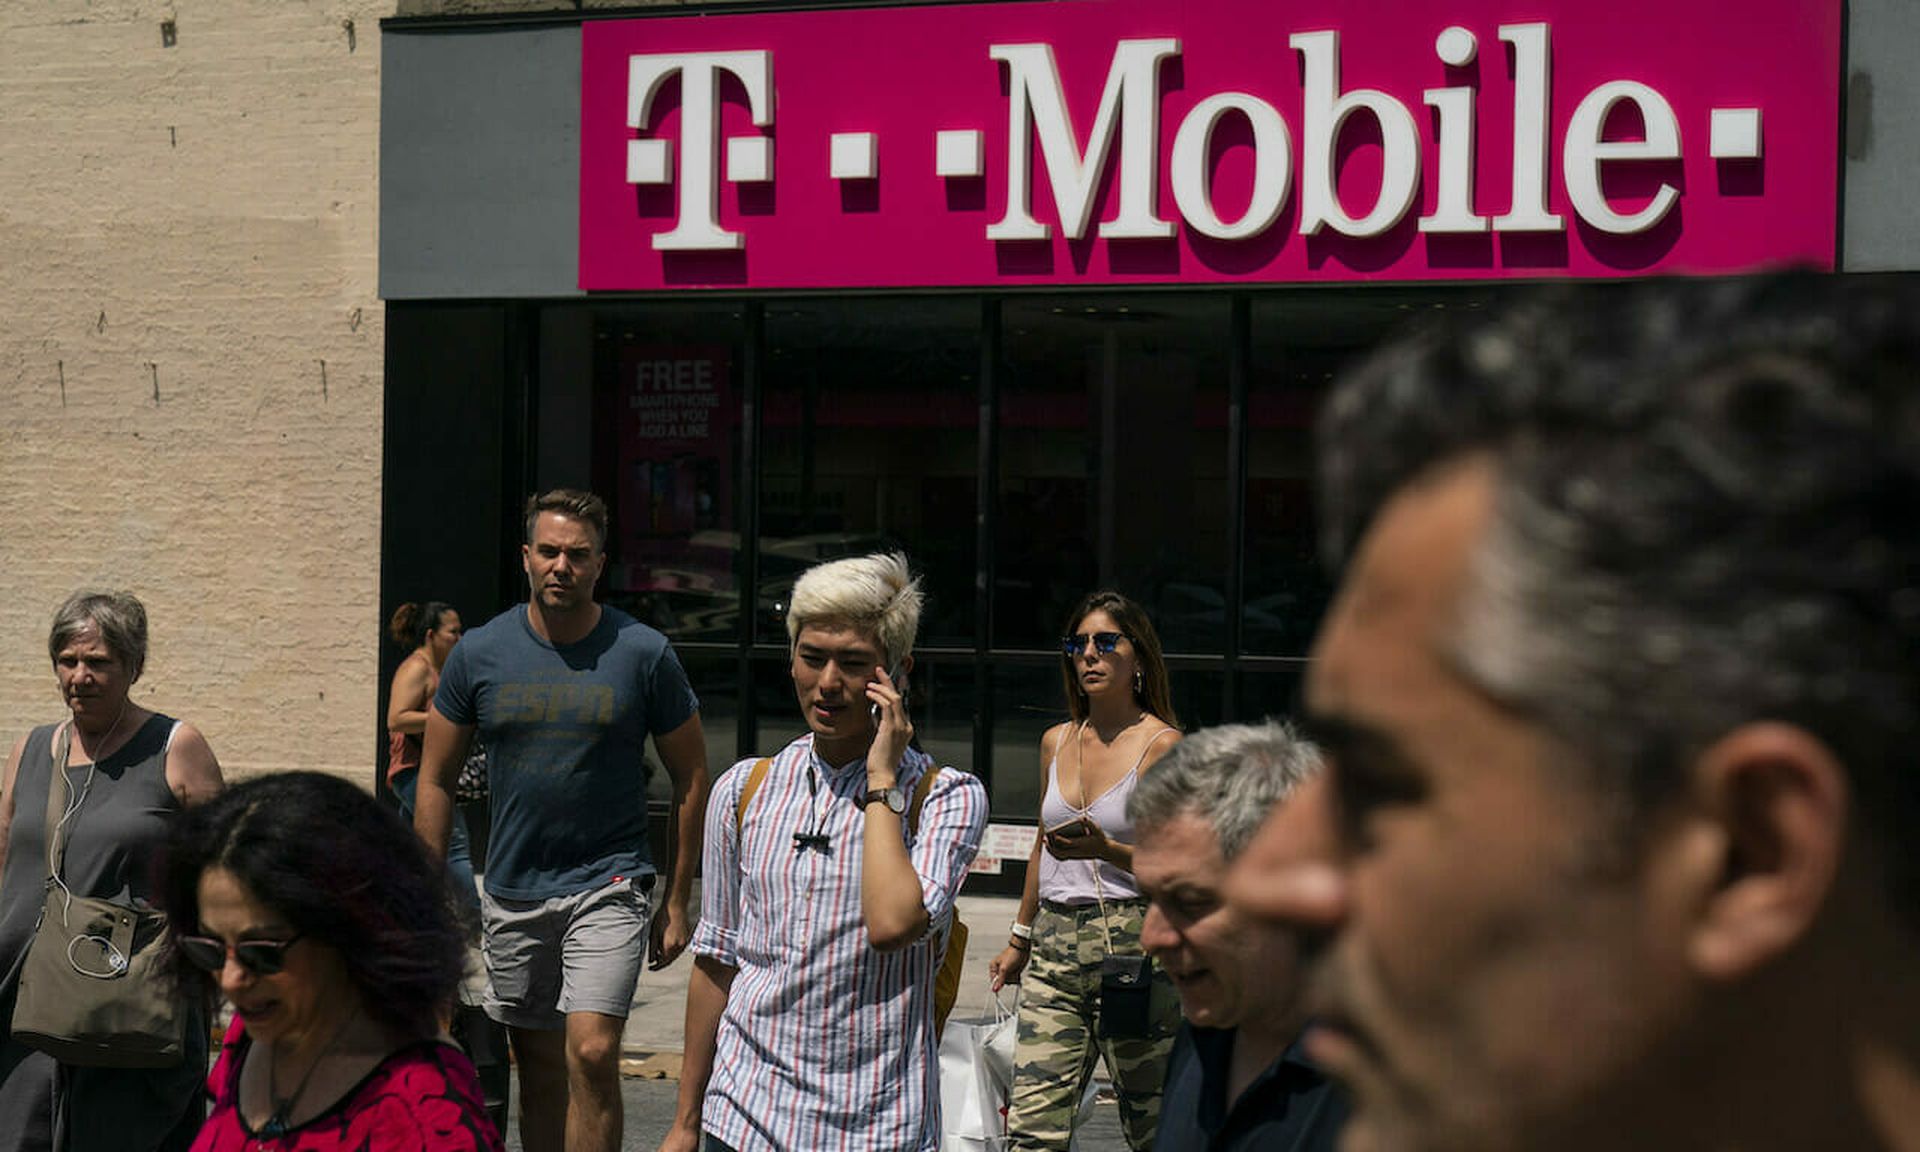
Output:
[579, 0, 1841, 290]
[609, 346, 733, 595]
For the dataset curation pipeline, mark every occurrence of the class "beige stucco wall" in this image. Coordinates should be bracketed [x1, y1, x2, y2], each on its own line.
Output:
[0, 2, 392, 782]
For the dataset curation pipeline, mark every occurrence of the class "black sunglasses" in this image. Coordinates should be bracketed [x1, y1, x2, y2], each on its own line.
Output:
[1061, 631, 1126, 658]
[176, 933, 305, 977]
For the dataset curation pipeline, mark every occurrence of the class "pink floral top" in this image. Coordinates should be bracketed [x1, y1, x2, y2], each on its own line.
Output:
[192, 1018, 503, 1152]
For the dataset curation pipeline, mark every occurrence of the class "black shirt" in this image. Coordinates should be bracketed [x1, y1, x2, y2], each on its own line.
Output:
[1153, 1023, 1348, 1152]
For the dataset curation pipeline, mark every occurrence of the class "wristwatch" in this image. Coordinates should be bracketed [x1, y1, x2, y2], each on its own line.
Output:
[861, 784, 908, 815]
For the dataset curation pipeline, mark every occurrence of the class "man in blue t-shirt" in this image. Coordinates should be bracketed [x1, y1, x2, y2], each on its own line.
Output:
[416, 488, 710, 1152]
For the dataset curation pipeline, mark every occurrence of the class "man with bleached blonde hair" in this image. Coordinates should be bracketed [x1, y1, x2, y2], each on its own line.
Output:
[663, 552, 988, 1152]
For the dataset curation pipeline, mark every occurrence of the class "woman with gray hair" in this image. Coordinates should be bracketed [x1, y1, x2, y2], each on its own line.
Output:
[0, 590, 224, 1152]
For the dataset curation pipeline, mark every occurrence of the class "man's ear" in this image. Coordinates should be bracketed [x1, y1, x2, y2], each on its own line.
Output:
[1686, 722, 1849, 981]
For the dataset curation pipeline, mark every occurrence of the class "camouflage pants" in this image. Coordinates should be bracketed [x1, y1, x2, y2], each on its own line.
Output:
[1004, 900, 1180, 1152]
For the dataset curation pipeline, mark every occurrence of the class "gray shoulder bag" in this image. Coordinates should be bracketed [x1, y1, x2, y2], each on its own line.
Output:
[10, 722, 186, 1068]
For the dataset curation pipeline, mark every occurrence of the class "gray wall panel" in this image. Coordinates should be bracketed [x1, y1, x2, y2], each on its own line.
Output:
[381, 26, 583, 299]
[1845, 0, 1920, 271]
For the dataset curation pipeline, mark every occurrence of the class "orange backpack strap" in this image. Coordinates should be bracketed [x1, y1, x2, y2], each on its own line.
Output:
[734, 757, 774, 828]
[905, 763, 942, 837]
[906, 765, 968, 1037]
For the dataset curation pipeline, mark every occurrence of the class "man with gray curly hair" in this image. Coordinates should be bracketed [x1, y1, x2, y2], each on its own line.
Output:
[1229, 274, 1920, 1152]
[1129, 721, 1346, 1152]
[666, 552, 988, 1152]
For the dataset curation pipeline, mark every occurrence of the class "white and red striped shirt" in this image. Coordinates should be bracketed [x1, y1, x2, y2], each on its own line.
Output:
[690, 734, 989, 1152]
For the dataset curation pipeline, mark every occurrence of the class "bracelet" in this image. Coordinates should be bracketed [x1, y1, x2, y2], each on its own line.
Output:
[1010, 921, 1033, 941]
[1008, 935, 1032, 951]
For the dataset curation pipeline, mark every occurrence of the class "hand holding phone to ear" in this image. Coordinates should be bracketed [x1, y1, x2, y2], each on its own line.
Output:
[869, 662, 907, 723]
[866, 663, 913, 775]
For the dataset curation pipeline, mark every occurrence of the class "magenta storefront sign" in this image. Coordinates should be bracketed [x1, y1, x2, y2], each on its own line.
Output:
[578, 0, 1840, 291]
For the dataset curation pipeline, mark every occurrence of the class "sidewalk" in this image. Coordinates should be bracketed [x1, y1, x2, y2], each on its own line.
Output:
[615, 889, 1025, 1074]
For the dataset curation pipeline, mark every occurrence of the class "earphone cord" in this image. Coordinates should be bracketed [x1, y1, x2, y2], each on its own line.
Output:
[46, 709, 129, 975]
[795, 761, 833, 851]
[48, 756, 97, 919]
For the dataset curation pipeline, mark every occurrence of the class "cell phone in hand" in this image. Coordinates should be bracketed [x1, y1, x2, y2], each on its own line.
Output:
[1046, 818, 1094, 840]
[869, 663, 909, 722]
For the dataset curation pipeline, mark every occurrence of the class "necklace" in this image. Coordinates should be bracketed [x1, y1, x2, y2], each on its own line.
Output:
[258, 1007, 359, 1144]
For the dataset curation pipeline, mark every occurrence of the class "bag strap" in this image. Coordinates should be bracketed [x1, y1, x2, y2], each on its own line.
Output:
[734, 757, 774, 828]
[907, 766, 968, 953]
[906, 763, 941, 838]
[42, 723, 73, 884]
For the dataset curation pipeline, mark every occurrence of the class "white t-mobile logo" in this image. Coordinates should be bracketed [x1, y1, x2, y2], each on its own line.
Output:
[625, 51, 774, 252]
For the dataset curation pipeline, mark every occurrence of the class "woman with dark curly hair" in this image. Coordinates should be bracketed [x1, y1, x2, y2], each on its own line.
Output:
[157, 772, 500, 1152]
[988, 591, 1185, 1152]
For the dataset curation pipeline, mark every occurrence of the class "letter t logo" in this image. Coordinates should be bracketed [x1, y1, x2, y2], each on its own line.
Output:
[626, 51, 774, 251]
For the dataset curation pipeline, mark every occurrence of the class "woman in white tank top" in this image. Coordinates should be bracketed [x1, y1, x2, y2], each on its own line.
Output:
[989, 591, 1185, 1152]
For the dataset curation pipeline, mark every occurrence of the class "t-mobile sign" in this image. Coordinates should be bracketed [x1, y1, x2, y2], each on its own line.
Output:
[578, 0, 1839, 290]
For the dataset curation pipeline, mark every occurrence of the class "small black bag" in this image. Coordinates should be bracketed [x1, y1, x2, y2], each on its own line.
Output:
[454, 737, 488, 804]
[1097, 954, 1155, 1039]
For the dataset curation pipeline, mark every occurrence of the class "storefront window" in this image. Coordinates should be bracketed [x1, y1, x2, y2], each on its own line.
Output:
[1233, 661, 1309, 728]
[1243, 294, 1345, 661]
[988, 660, 1063, 821]
[1242, 287, 1512, 675]
[648, 651, 743, 798]
[761, 298, 980, 648]
[749, 657, 798, 756]
[998, 296, 1231, 654]
[592, 305, 749, 646]
[903, 658, 973, 782]
[1165, 667, 1229, 734]
[530, 286, 1514, 827]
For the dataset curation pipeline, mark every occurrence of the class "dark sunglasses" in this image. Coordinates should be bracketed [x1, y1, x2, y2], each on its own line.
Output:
[176, 933, 305, 976]
[1061, 631, 1126, 658]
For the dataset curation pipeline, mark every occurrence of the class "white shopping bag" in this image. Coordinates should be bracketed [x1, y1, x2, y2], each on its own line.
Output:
[937, 989, 1100, 1152]
[938, 990, 1017, 1151]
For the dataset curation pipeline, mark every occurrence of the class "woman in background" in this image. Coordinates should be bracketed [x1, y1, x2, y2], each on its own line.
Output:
[990, 591, 1184, 1152]
[160, 771, 500, 1152]
[0, 590, 224, 1152]
[386, 601, 477, 917]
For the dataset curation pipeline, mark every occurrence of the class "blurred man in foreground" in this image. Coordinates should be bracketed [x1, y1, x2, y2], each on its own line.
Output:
[1229, 274, 1920, 1152]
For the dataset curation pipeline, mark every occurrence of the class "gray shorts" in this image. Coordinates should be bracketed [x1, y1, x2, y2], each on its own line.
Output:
[480, 874, 654, 1030]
